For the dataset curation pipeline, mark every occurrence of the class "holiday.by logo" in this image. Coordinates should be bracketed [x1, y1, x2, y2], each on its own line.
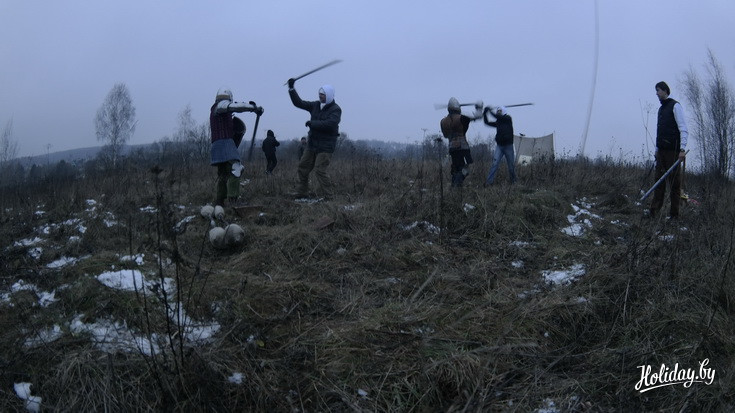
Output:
[635, 359, 716, 393]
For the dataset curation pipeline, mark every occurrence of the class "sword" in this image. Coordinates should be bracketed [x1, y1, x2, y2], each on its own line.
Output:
[640, 151, 689, 201]
[434, 101, 534, 110]
[247, 102, 262, 162]
[284, 59, 343, 85]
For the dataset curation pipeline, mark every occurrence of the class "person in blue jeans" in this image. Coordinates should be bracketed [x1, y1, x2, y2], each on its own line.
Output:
[483, 106, 517, 185]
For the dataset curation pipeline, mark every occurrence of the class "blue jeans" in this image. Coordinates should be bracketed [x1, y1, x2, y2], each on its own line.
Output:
[485, 144, 516, 185]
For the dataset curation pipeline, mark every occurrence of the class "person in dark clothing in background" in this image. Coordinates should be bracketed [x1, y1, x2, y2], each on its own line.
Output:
[483, 106, 517, 185]
[261, 129, 280, 174]
[439, 97, 483, 187]
[649, 81, 688, 219]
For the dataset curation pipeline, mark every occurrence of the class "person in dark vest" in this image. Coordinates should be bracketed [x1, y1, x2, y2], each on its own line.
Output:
[287, 78, 342, 199]
[261, 129, 280, 174]
[210, 87, 263, 207]
[649, 81, 688, 219]
[483, 106, 517, 185]
[439, 97, 483, 187]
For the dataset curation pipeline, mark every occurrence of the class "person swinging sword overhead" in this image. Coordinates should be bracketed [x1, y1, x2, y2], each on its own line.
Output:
[439, 97, 483, 187]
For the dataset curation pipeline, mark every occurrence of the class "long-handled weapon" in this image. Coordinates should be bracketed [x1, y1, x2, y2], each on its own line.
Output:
[283, 59, 342, 85]
[433, 101, 534, 110]
[639, 151, 689, 201]
[247, 102, 262, 162]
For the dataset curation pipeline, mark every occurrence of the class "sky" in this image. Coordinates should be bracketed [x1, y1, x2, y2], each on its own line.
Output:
[1, 0, 734, 163]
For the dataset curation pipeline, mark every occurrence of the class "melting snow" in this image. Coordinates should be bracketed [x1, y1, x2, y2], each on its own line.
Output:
[14, 382, 42, 413]
[14, 237, 43, 247]
[70, 315, 162, 356]
[24, 325, 63, 348]
[542, 263, 586, 286]
[228, 372, 243, 384]
[402, 221, 440, 235]
[561, 200, 601, 237]
[47, 256, 78, 269]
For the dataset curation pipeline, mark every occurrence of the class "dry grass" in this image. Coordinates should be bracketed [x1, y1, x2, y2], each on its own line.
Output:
[0, 151, 734, 411]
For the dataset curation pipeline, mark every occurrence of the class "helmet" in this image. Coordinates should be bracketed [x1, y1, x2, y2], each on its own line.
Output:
[216, 88, 233, 101]
[447, 97, 460, 113]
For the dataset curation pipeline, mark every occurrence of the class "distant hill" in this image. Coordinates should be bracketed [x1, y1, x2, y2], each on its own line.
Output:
[16, 144, 153, 167]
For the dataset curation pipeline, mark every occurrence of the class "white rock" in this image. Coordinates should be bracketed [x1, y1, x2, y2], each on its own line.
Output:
[214, 205, 225, 220]
[200, 205, 214, 219]
[224, 224, 246, 247]
[208, 227, 226, 249]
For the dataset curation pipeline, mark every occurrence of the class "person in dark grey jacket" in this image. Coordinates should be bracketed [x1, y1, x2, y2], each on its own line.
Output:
[287, 78, 342, 198]
[483, 106, 517, 185]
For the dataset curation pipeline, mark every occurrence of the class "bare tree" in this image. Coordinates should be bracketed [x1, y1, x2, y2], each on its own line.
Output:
[95, 83, 136, 166]
[680, 50, 735, 179]
[1, 118, 19, 165]
[173, 105, 210, 163]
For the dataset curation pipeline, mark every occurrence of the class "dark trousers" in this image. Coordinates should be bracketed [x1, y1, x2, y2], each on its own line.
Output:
[265, 153, 277, 173]
[449, 149, 471, 187]
[215, 162, 239, 206]
[650, 149, 682, 217]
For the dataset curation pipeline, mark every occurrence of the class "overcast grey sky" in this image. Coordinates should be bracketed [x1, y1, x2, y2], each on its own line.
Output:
[2, 0, 734, 162]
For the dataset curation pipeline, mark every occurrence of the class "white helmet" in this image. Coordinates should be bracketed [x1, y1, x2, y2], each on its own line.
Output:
[447, 97, 460, 112]
[216, 88, 233, 101]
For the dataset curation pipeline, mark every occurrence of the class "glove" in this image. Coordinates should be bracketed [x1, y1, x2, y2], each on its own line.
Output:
[256, 106, 264, 116]
[287, 78, 295, 89]
[305, 121, 311, 128]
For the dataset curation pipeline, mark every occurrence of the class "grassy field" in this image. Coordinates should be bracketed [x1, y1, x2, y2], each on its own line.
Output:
[1, 150, 733, 412]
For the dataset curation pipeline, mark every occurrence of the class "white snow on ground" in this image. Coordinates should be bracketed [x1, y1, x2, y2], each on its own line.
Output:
[23, 325, 63, 348]
[294, 197, 324, 204]
[70, 315, 162, 356]
[96, 269, 175, 295]
[561, 198, 602, 237]
[14, 237, 43, 247]
[28, 247, 42, 260]
[47, 256, 78, 269]
[402, 221, 440, 235]
[535, 398, 560, 413]
[14, 382, 42, 413]
[463, 203, 476, 213]
[174, 215, 196, 232]
[542, 263, 586, 286]
[103, 211, 119, 227]
[228, 372, 243, 384]
[120, 253, 145, 266]
[0, 280, 58, 308]
[85, 199, 97, 212]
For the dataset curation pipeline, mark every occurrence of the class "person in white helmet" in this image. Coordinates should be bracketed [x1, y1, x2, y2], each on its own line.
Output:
[483, 106, 517, 185]
[210, 88, 263, 207]
[439, 97, 483, 187]
[287, 78, 342, 199]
